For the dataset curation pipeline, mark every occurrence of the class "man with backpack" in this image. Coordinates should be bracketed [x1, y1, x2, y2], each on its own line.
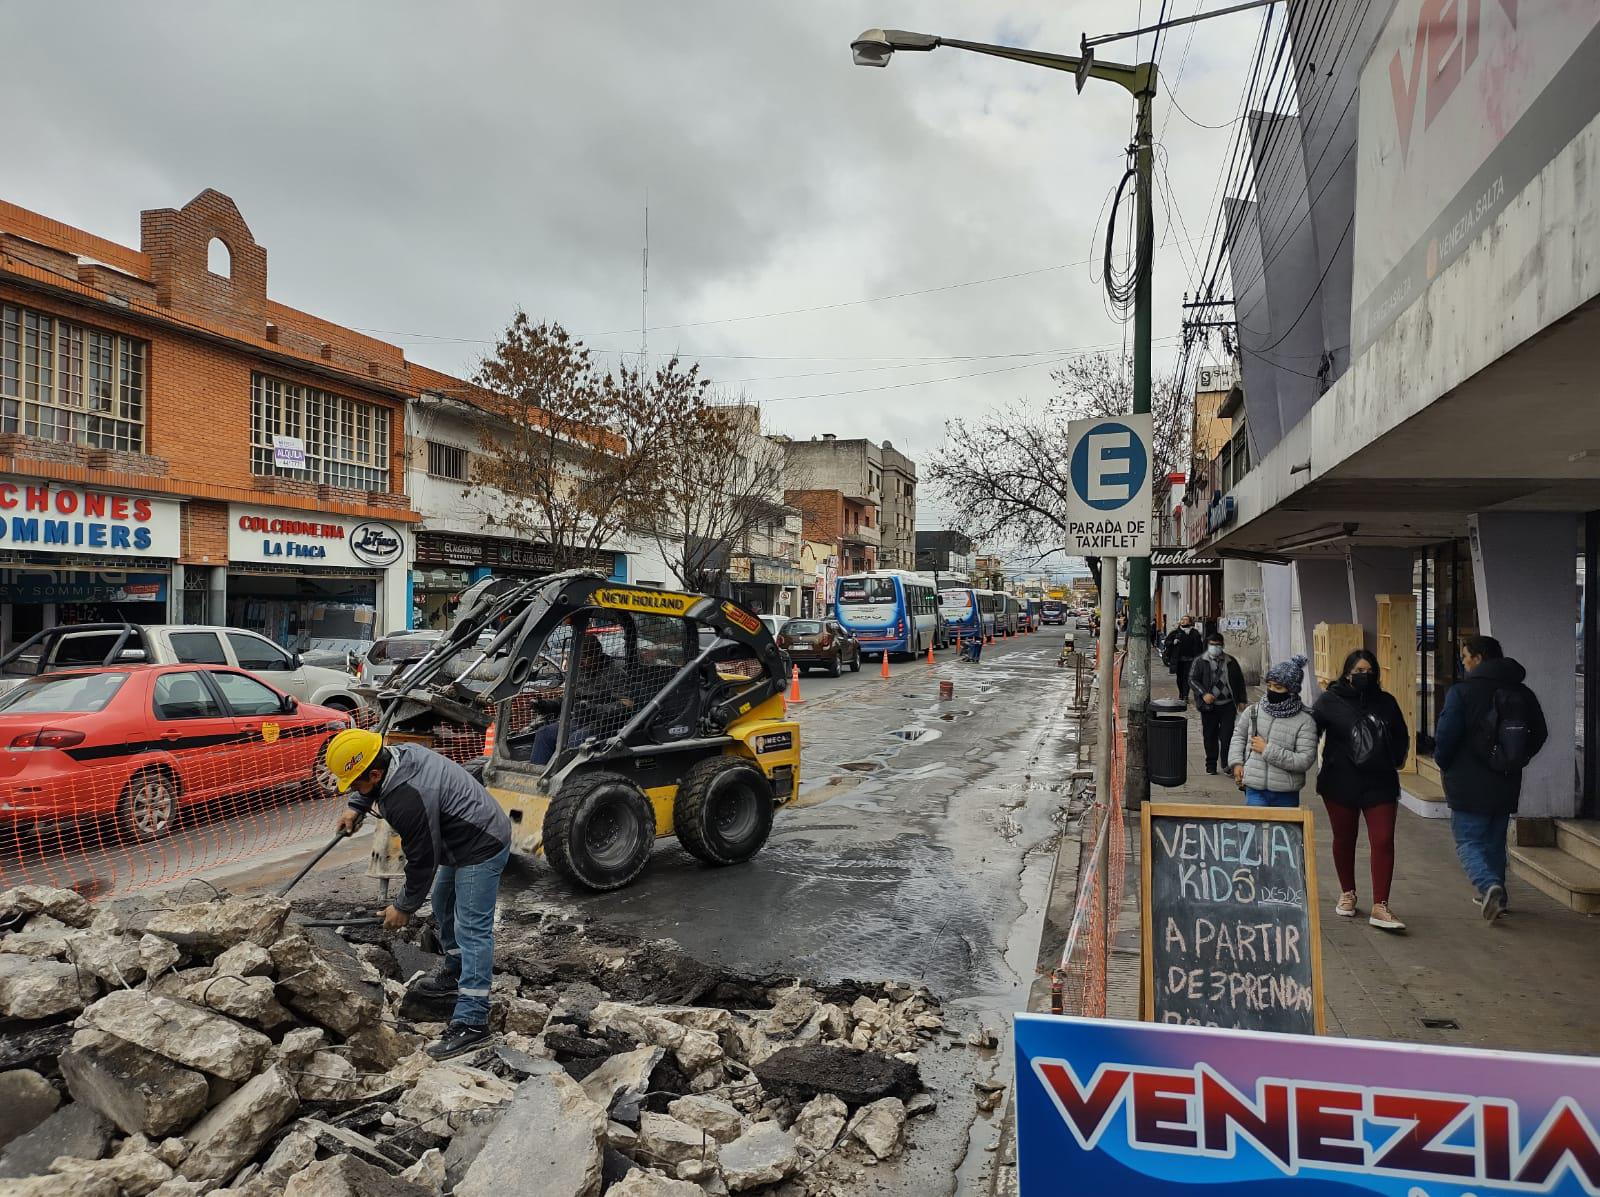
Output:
[1433, 635, 1548, 922]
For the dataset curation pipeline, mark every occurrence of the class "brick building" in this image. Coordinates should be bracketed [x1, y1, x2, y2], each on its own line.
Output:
[778, 434, 921, 577]
[0, 189, 418, 654]
[783, 488, 877, 576]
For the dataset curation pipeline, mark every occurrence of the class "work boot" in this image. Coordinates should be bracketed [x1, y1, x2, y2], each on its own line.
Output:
[410, 967, 459, 998]
[426, 1022, 492, 1060]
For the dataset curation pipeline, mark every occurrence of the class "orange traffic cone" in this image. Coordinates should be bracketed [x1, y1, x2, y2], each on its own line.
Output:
[482, 721, 497, 757]
[926, 639, 935, 665]
[880, 651, 890, 679]
[985, 627, 994, 645]
[787, 664, 804, 705]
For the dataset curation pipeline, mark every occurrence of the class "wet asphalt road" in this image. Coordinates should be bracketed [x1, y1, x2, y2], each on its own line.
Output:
[502, 627, 1083, 1195]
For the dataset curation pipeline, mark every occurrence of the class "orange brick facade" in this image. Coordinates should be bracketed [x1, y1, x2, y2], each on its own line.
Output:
[785, 489, 877, 574]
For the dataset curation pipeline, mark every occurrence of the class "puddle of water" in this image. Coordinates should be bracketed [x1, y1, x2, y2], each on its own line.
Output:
[839, 760, 883, 772]
[889, 727, 944, 743]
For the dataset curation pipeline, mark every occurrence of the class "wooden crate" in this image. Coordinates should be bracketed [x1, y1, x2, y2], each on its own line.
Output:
[1375, 593, 1418, 774]
[1312, 622, 1364, 686]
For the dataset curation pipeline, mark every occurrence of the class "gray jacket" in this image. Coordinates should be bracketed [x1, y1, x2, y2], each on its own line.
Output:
[1227, 703, 1319, 793]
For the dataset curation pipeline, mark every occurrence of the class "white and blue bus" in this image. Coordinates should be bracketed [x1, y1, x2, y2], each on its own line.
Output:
[834, 570, 939, 657]
[939, 585, 996, 645]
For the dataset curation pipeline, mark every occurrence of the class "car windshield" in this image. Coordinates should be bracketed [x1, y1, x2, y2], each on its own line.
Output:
[939, 590, 972, 611]
[370, 636, 439, 663]
[0, 672, 128, 713]
[785, 621, 822, 635]
[838, 578, 894, 604]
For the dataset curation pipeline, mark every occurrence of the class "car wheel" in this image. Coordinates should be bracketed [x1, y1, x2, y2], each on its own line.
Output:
[674, 756, 775, 866]
[849, 648, 861, 673]
[117, 768, 179, 843]
[323, 697, 356, 715]
[543, 770, 655, 891]
[828, 652, 842, 678]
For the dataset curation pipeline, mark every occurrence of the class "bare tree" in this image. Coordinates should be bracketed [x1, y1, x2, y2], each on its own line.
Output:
[649, 399, 788, 593]
[469, 311, 710, 572]
[928, 352, 1192, 554]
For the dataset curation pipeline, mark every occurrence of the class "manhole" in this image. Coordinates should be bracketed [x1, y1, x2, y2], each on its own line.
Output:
[839, 761, 882, 773]
[1420, 1017, 1460, 1030]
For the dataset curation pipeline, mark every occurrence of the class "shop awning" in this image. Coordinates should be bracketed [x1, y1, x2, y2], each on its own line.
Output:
[1151, 548, 1223, 575]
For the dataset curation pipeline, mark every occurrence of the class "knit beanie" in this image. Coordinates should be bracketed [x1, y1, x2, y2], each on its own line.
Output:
[1265, 654, 1308, 692]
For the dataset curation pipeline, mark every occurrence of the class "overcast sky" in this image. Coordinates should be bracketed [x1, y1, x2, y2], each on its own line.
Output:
[8, 2, 1257, 562]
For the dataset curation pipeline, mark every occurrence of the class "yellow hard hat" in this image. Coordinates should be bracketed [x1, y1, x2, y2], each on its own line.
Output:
[325, 728, 384, 792]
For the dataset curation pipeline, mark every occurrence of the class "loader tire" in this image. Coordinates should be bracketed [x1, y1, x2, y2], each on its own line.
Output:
[544, 771, 655, 891]
[674, 757, 774, 867]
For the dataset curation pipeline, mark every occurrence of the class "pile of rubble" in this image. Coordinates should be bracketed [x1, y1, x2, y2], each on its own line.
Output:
[0, 885, 953, 1197]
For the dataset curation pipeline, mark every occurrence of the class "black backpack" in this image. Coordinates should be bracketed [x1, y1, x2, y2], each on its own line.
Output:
[1475, 686, 1535, 775]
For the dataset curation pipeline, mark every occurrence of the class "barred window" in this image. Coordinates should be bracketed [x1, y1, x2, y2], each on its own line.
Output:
[0, 303, 146, 452]
[426, 440, 468, 481]
[251, 373, 390, 491]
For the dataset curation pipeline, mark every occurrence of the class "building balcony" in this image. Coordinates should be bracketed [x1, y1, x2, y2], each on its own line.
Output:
[841, 525, 880, 548]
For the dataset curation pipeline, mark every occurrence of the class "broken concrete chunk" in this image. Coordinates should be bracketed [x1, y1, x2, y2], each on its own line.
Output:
[792, 1093, 848, 1154]
[847, 1097, 907, 1160]
[283, 1154, 434, 1197]
[153, 1138, 188, 1167]
[607, 1120, 640, 1150]
[395, 1062, 515, 1125]
[1, 1175, 120, 1197]
[67, 932, 181, 987]
[753, 1045, 919, 1107]
[79, 991, 272, 1081]
[258, 1128, 317, 1186]
[130, 896, 290, 955]
[0, 914, 73, 959]
[675, 1158, 718, 1183]
[637, 1111, 718, 1169]
[211, 941, 273, 979]
[0, 954, 98, 1020]
[0, 1069, 60, 1149]
[178, 1065, 299, 1183]
[399, 1146, 446, 1193]
[0, 885, 93, 928]
[60, 1030, 210, 1137]
[580, 1046, 663, 1119]
[667, 1094, 744, 1144]
[49, 1143, 173, 1196]
[0, 1102, 114, 1179]
[501, 997, 551, 1036]
[610, 1172, 704, 1195]
[339, 1021, 419, 1072]
[455, 1069, 606, 1197]
[146, 1179, 206, 1197]
[591, 1002, 723, 1074]
[174, 973, 292, 1029]
[295, 1050, 364, 1103]
[765, 987, 819, 1037]
[268, 931, 383, 1036]
[718, 1122, 800, 1192]
[905, 1091, 936, 1117]
[271, 1027, 328, 1071]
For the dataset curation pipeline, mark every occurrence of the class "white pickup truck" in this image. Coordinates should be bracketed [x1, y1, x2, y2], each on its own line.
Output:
[0, 622, 363, 713]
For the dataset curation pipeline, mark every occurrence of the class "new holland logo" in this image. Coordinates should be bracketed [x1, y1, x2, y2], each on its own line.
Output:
[594, 588, 696, 616]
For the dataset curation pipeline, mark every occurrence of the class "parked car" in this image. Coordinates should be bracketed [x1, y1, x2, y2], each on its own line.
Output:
[363, 630, 446, 688]
[759, 614, 789, 639]
[778, 619, 860, 677]
[0, 624, 363, 713]
[0, 665, 350, 841]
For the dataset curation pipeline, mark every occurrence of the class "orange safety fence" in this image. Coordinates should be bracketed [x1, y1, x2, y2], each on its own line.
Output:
[1052, 651, 1129, 1019]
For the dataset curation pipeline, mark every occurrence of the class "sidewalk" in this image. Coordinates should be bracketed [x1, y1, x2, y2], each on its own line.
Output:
[1112, 693, 1600, 1056]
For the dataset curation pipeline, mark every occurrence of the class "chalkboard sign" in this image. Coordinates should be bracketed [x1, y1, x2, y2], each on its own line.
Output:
[1141, 802, 1324, 1034]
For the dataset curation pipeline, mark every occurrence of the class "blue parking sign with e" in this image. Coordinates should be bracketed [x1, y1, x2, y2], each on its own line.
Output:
[1070, 421, 1147, 511]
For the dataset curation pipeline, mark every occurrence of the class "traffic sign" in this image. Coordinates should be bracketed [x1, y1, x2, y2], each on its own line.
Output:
[1065, 413, 1152, 556]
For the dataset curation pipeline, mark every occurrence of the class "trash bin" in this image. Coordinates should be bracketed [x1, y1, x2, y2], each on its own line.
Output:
[1147, 699, 1188, 788]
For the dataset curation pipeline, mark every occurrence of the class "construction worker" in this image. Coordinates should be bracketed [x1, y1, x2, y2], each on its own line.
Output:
[325, 728, 513, 1060]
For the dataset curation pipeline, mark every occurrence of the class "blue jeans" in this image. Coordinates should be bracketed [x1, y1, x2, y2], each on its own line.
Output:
[1451, 811, 1511, 895]
[1246, 788, 1301, 808]
[530, 722, 592, 765]
[431, 842, 511, 1027]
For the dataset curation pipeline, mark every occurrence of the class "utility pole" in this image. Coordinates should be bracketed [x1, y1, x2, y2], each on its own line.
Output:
[1125, 84, 1155, 810]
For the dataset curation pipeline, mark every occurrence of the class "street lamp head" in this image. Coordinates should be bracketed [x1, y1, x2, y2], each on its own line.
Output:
[851, 28, 940, 67]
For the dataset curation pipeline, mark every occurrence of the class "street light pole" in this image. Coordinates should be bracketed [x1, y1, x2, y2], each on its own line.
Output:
[851, 27, 1158, 809]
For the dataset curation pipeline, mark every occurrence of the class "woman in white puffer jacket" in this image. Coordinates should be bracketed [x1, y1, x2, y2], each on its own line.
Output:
[1228, 654, 1319, 807]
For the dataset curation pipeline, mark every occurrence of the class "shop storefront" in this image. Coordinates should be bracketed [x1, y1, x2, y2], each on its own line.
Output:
[227, 503, 409, 656]
[411, 532, 624, 628]
[730, 555, 803, 618]
[0, 476, 182, 653]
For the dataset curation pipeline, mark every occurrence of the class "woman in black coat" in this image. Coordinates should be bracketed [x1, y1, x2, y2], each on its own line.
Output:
[1312, 649, 1410, 932]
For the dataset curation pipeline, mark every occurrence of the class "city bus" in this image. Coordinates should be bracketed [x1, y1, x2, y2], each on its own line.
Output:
[833, 570, 939, 657]
[938, 585, 994, 646]
[1041, 599, 1066, 625]
[997, 593, 1022, 636]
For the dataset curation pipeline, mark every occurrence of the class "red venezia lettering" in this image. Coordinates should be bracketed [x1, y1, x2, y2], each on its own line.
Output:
[1388, 0, 1520, 160]
[0, 483, 153, 522]
[236, 515, 347, 538]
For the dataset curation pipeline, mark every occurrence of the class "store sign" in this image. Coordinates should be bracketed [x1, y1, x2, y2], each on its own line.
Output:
[229, 505, 406, 571]
[272, 435, 307, 470]
[1017, 1014, 1600, 1196]
[0, 477, 180, 559]
[0, 570, 168, 604]
[413, 532, 614, 574]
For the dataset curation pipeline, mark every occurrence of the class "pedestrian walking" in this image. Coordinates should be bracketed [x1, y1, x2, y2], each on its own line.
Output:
[1433, 635, 1548, 922]
[1229, 654, 1318, 808]
[1163, 615, 1204, 708]
[326, 728, 514, 1059]
[1187, 632, 1246, 775]
[1313, 650, 1410, 931]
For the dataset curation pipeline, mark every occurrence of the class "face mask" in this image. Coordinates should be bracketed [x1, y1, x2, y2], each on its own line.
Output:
[1350, 672, 1375, 692]
[1267, 686, 1289, 699]
[1205, 645, 1222, 659]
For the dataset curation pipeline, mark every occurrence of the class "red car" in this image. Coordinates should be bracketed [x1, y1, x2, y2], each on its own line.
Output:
[0, 665, 350, 842]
